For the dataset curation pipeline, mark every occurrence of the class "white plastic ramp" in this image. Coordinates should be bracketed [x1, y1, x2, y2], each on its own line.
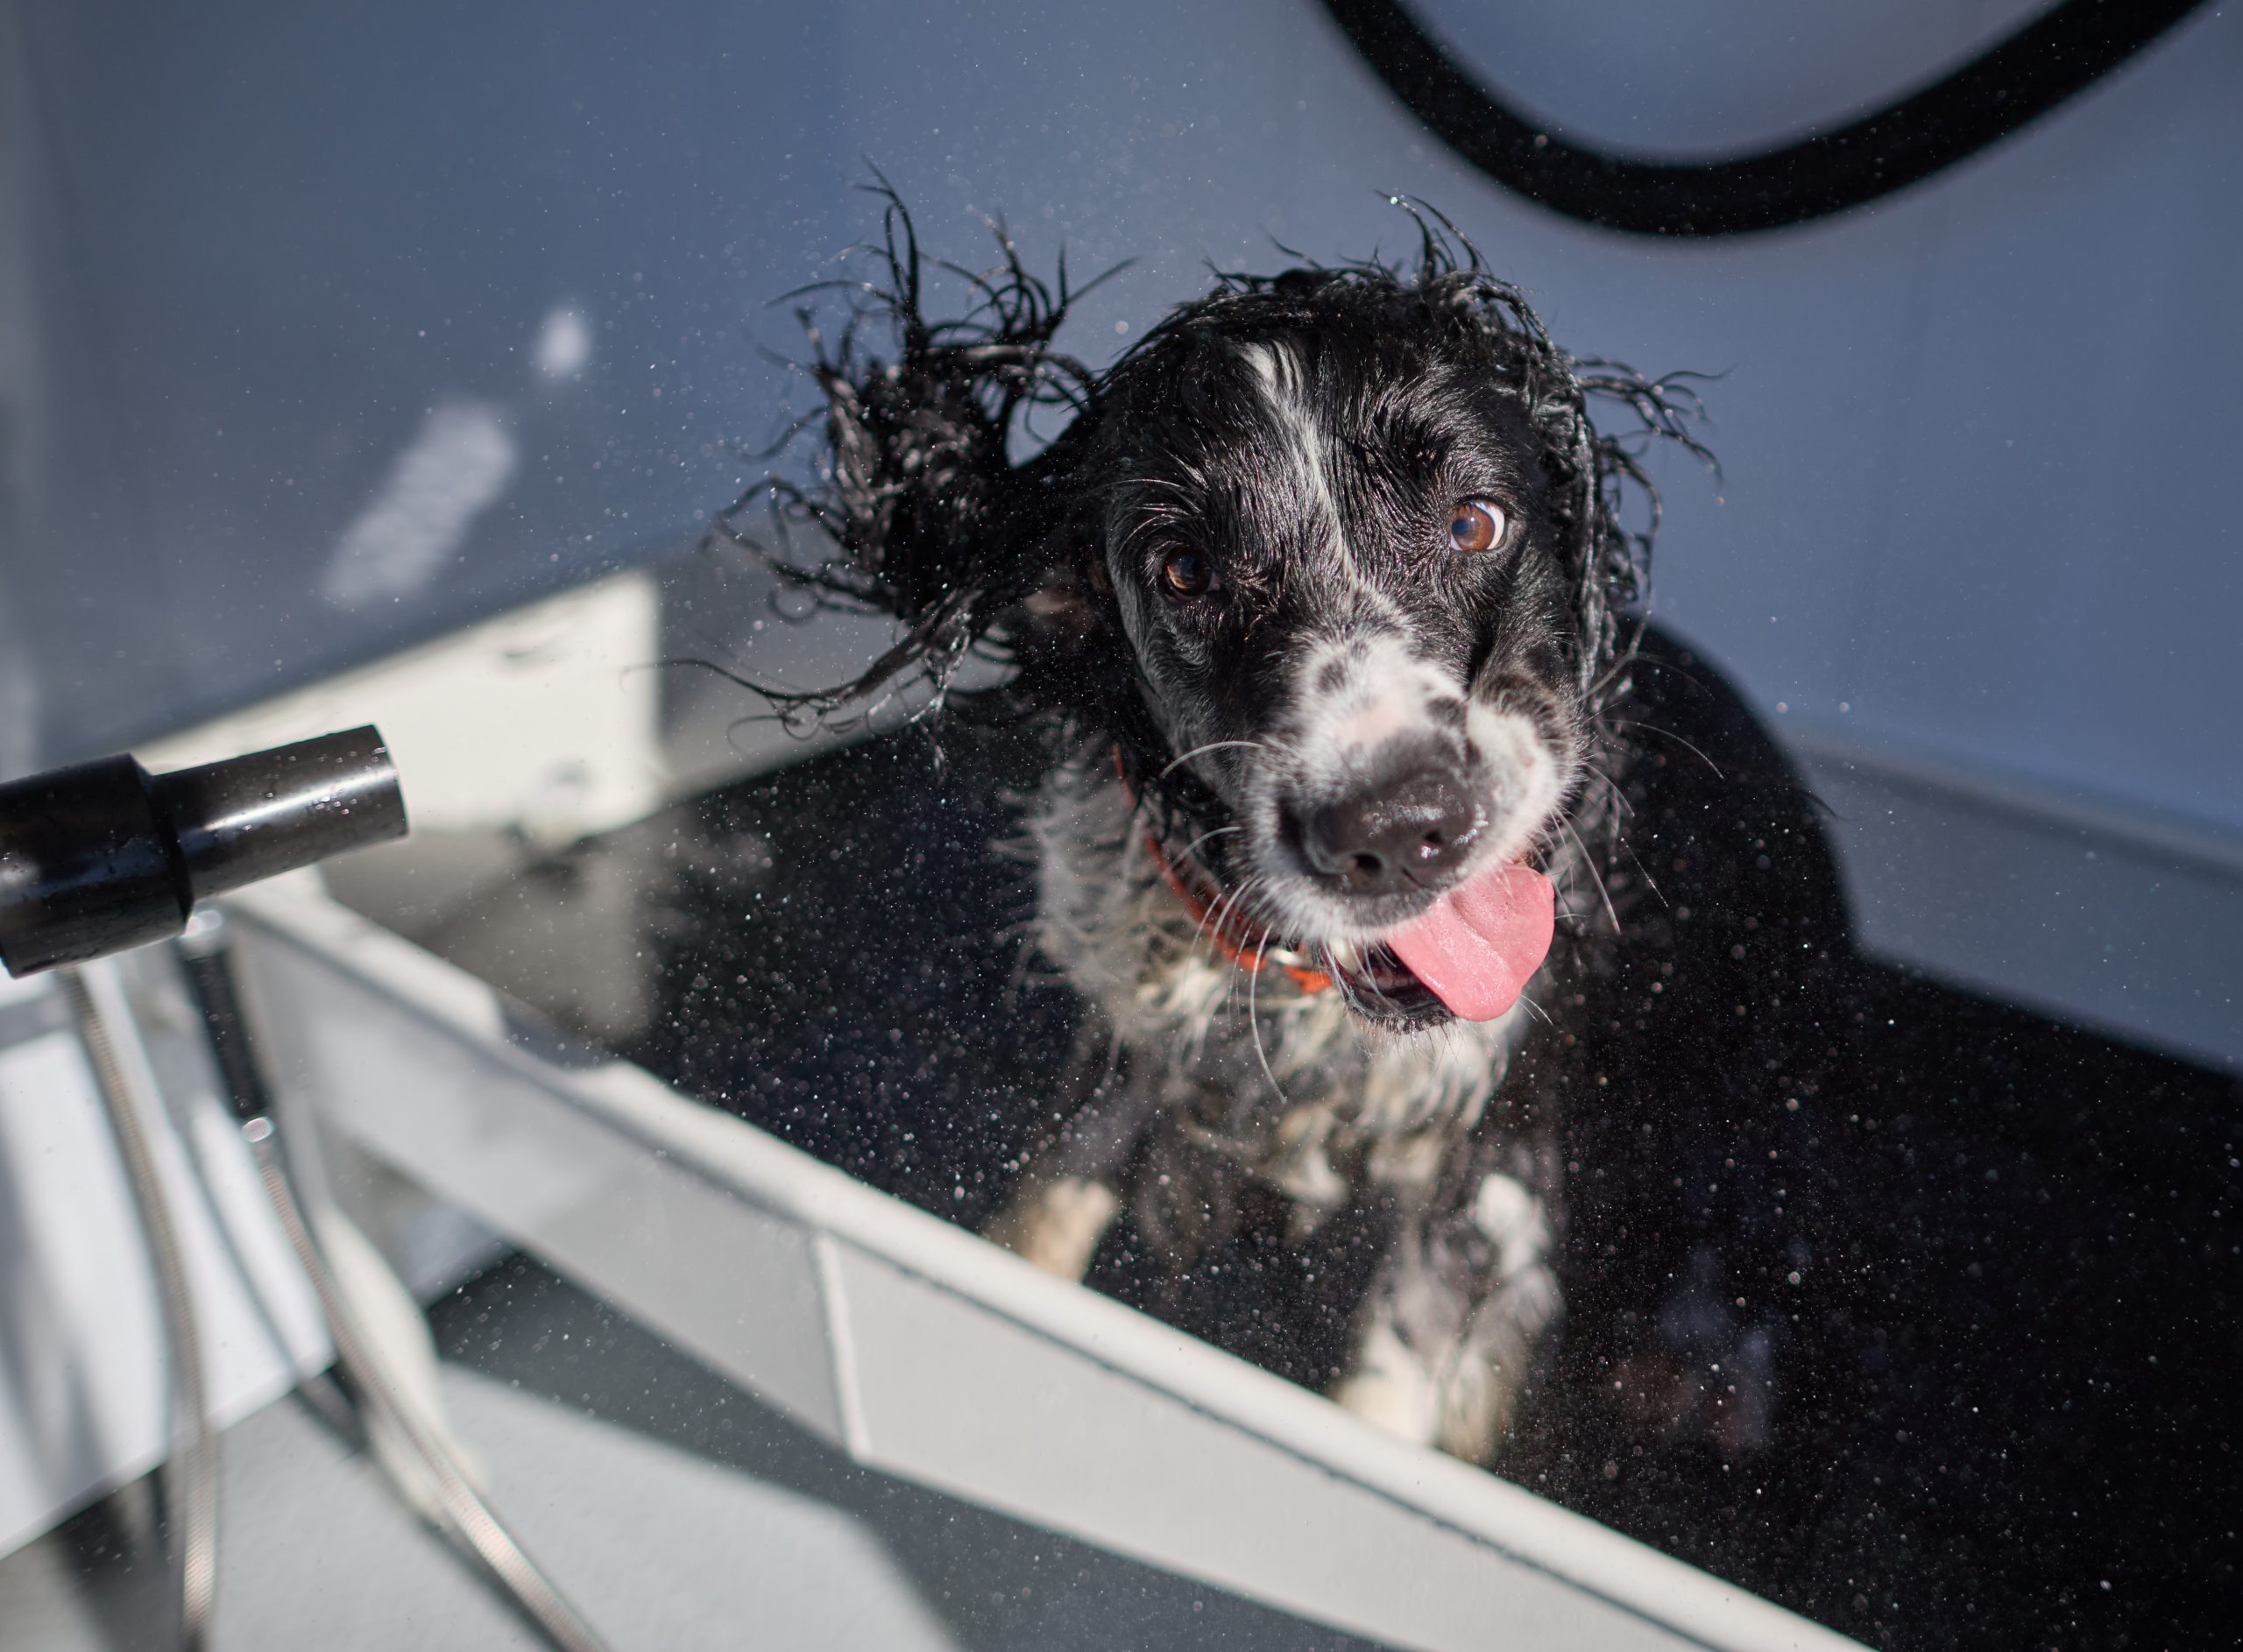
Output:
[227, 882, 1867, 1652]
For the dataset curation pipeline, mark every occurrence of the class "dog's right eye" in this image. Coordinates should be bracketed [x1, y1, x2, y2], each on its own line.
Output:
[1160, 550, 1213, 601]
[1448, 499, 1511, 555]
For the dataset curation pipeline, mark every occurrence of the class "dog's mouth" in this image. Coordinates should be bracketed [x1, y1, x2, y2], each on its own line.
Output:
[1315, 859, 1555, 1027]
[1315, 939, 1451, 1027]
[1160, 832, 1556, 1029]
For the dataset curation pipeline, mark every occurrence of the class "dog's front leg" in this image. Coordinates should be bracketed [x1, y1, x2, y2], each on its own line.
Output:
[1330, 1168, 1561, 1463]
[983, 1029, 1153, 1281]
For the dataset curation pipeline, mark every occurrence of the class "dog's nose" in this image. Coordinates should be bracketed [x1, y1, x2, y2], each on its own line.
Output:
[1293, 766, 1482, 894]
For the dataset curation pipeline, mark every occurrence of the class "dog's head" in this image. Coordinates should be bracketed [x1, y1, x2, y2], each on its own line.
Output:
[720, 196, 1702, 1029]
[1081, 272, 1603, 1025]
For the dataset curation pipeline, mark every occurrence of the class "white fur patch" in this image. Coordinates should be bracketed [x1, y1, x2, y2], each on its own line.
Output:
[1240, 339, 1348, 571]
[1238, 340, 1284, 393]
[1464, 701, 1570, 868]
[1292, 632, 1459, 766]
[1334, 692, 1411, 751]
[1331, 1322, 1446, 1445]
[1469, 1171, 1553, 1281]
[1335, 1211, 1562, 1461]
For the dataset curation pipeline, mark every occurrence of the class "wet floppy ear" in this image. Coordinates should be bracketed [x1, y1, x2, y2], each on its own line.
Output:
[1444, 279, 1626, 704]
[1436, 265, 1713, 712]
[1567, 364, 1716, 710]
[705, 184, 1103, 725]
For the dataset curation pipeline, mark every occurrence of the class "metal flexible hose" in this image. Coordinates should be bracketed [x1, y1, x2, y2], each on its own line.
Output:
[237, 1117, 613, 1652]
[183, 922, 611, 1646]
[61, 964, 218, 1652]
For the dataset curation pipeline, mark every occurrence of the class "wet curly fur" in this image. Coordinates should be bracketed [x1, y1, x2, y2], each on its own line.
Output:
[711, 187, 1709, 1462]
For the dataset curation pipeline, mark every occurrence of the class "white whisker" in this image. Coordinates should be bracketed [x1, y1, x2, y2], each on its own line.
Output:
[1611, 717, 1724, 780]
[1245, 921, 1293, 1112]
[1560, 815, 1622, 937]
[1174, 822, 1242, 865]
[1158, 739, 1268, 780]
[1197, 870, 1256, 955]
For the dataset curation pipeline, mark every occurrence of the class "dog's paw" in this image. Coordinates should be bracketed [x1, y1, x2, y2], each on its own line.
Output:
[983, 1175, 1120, 1281]
[1334, 1169, 1564, 1461]
[1332, 1272, 1561, 1462]
[1331, 1322, 1447, 1446]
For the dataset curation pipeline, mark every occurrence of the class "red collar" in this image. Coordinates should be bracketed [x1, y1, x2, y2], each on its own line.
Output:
[1117, 749, 1334, 996]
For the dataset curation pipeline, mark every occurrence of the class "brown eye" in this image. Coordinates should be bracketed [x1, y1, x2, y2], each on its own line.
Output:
[1448, 499, 1509, 554]
[1161, 549, 1212, 600]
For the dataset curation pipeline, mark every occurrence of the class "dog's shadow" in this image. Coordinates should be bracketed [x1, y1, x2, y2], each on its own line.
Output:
[583, 627, 2236, 1652]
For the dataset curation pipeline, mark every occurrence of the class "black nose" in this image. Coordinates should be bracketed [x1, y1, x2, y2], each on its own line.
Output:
[1292, 766, 1482, 895]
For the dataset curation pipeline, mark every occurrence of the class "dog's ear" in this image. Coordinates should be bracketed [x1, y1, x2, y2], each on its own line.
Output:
[1434, 265, 1711, 717]
[1433, 269, 1636, 708]
[1568, 361, 1716, 713]
[709, 188, 1102, 722]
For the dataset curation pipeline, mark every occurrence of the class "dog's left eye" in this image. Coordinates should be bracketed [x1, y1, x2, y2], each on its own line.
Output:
[1160, 550, 1213, 600]
[1448, 499, 1510, 554]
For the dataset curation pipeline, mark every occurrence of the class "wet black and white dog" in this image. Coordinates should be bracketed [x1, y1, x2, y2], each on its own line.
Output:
[721, 196, 1703, 1463]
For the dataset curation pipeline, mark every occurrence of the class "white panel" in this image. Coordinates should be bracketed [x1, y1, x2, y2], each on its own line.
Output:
[137, 569, 664, 849]
[1792, 731, 2243, 1070]
[232, 935, 848, 1445]
[836, 1244, 1690, 1652]
[1844, 23, 2243, 830]
[216, 881, 1866, 1652]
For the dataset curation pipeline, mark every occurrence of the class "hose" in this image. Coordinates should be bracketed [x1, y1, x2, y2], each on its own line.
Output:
[61, 962, 218, 1652]
[181, 928, 612, 1652]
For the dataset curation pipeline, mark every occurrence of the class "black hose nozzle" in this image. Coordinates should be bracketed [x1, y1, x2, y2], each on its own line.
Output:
[0, 726, 407, 977]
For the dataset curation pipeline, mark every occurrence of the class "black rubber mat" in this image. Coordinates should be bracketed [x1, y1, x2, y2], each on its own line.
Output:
[605, 630, 2239, 1652]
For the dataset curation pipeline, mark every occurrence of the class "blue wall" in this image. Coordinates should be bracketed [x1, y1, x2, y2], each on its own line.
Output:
[5, 0, 2238, 1058]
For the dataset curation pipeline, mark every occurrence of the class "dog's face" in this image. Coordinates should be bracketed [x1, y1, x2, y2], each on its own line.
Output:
[1093, 307, 1589, 1027]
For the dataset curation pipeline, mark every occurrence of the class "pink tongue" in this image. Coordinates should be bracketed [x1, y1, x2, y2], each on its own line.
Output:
[1386, 863, 1555, 1022]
